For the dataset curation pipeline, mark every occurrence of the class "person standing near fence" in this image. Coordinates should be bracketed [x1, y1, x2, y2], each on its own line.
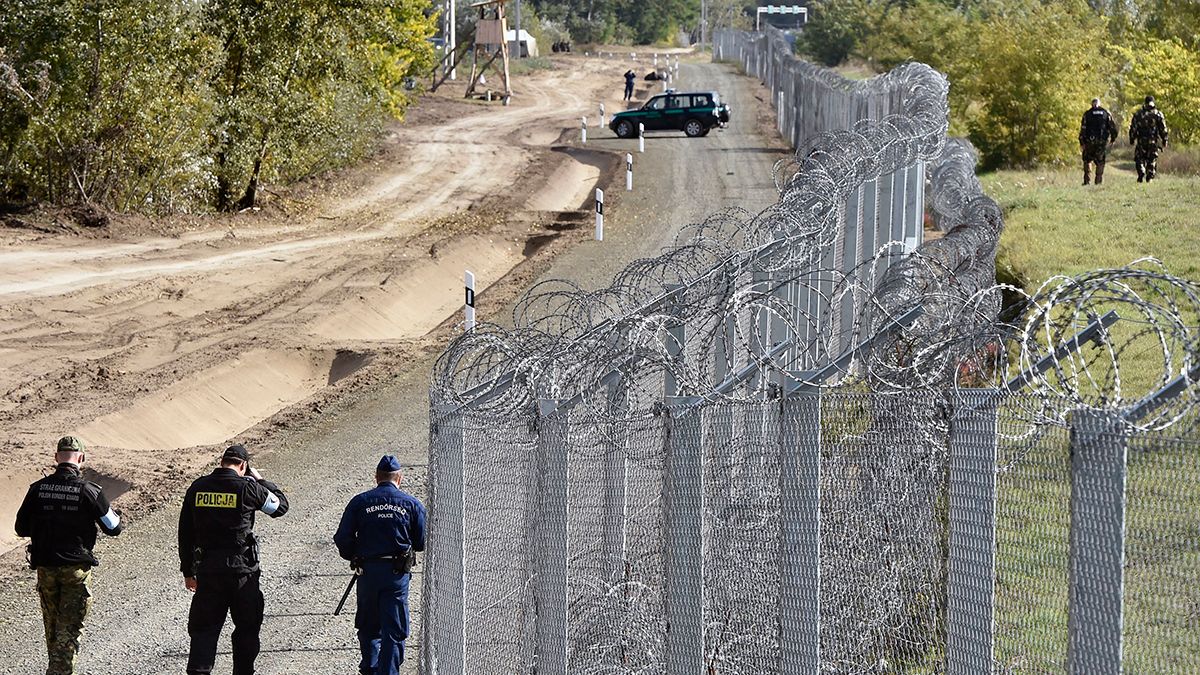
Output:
[14, 436, 124, 675]
[623, 69, 636, 101]
[1130, 95, 1169, 183]
[178, 444, 289, 675]
[334, 455, 427, 675]
[1079, 98, 1118, 185]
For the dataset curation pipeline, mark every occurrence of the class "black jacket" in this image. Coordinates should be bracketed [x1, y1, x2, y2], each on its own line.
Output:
[14, 463, 123, 568]
[178, 467, 289, 576]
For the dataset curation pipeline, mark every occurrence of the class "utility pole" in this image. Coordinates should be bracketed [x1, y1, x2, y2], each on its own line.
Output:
[701, 0, 708, 46]
[513, 0, 522, 58]
[448, 0, 457, 80]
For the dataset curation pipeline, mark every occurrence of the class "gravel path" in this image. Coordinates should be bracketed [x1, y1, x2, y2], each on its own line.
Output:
[0, 61, 789, 674]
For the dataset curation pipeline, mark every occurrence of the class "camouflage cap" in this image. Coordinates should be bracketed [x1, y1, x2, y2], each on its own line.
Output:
[57, 436, 85, 453]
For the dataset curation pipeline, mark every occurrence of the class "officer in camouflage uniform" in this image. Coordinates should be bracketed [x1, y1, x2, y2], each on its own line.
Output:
[1130, 95, 1170, 183]
[1079, 98, 1118, 185]
[14, 436, 124, 675]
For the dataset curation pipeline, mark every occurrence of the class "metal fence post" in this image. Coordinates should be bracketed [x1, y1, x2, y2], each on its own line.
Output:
[664, 401, 705, 673]
[424, 405, 467, 675]
[534, 400, 570, 675]
[946, 389, 1000, 674]
[778, 393, 822, 673]
[1067, 409, 1127, 674]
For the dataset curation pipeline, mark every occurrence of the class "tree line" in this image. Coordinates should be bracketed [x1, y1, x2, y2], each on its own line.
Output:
[798, 0, 1200, 168]
[1, 0, 436, 214]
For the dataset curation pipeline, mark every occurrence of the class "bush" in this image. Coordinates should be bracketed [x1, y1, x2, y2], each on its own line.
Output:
[1113, 37, 1200, 146]
[1157, 146, 1200, 176]
[967, 1, 1111, 169]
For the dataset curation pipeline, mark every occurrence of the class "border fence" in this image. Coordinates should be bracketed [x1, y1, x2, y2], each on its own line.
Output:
[421, 28, 1200, 674]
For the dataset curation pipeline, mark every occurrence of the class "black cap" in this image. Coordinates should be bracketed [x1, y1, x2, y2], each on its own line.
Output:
[222, 444, 249, 463]
[1145, 95, 1155, 104]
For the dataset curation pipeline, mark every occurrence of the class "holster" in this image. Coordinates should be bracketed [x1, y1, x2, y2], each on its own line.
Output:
[393, 550, 415, 575]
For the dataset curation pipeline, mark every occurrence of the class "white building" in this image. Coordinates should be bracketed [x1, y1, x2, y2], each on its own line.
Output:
[504, 29, 538, 58]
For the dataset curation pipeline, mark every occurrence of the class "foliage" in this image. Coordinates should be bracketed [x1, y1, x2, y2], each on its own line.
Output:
[1113, 37, 1200, 146]
[0, 0, 435, 213]
[795, 0, 882, 66]
[526, 0, 702, 45]
[0, 0, 216, 210]
[967, 0, 1111, 168]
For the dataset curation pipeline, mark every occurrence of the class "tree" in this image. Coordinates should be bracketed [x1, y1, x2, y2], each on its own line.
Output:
[203, 0, 436, 211]
[968, 0, 1112, 168]
[1, 0, 215, 210]
[795, 0, 885, 66]
[1114, 36, 1200, 145]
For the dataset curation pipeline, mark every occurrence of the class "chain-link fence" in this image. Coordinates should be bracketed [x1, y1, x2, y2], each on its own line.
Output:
[422, 29, 1200, 675]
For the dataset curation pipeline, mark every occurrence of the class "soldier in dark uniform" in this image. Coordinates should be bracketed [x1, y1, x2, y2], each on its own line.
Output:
[624, 69, 636, 101]
[14, 436, 123, 675]
[178, 445, 289, 675]
[1079, 97, 1118, 185]
[1130, 95, 1170, 183]
[334, 455, 427, 675]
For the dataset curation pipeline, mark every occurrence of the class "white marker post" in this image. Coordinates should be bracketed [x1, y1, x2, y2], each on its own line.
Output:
[638, 123, 645, 153]
[599, 103, 605, 127]
[594, 188, 604, 241]
[626, 153, 633, 191]
[581, 116, 587, 143]
[464, 270, 476, 330]
[654, 53, 659, 68]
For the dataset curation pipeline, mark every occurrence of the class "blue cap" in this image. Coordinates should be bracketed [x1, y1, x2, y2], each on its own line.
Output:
[377, 455, 402, 472]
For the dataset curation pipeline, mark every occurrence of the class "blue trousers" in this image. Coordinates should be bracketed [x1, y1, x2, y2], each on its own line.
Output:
[355, 562, 410, 675]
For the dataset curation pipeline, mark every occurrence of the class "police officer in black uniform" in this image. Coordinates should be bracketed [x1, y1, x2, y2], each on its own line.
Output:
[178, 445, 289, 675]
[15, 435, 123, 675]
[334, 455, 427, 675]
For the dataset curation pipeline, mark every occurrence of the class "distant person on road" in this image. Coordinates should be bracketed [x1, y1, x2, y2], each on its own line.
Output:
[178, 444, 289, 675]
[334, 455, 427, 675]
[14, 436, 124, 675]
[1079, 97, 1118, 185]
[1130, 95, 1170, 183]
[623, 69, 636, 101]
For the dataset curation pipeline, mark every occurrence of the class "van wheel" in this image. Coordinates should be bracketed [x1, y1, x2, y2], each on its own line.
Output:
[684, 119, 705, 137]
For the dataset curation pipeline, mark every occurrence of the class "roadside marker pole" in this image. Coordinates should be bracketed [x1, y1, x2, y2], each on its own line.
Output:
[582, 116, 587, 143]
[595, 188, 605, 241]
[464, 270, 476, 330]
[626, 154, 633, 191]
[654, 54, 659, 68]
[639, 123, 645, 153]
[600, 103, 606, 127]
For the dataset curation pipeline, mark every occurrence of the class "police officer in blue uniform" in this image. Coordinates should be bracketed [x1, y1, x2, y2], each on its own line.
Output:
[334, 455, 427, 675]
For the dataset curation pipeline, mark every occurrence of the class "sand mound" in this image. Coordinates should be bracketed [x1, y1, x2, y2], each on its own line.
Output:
[75, 348, 363, 451]
[526, 149, 606, 212]
[311, 235, 521, 341]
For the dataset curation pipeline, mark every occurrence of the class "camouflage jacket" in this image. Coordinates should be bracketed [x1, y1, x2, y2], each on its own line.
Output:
[1129, 106, 1168, 145]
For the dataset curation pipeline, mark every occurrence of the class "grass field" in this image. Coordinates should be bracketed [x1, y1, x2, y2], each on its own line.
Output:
[980, 159, 1200, 286]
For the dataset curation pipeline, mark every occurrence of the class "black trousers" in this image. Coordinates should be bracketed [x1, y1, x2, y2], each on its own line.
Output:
[187, 572, 264, 675]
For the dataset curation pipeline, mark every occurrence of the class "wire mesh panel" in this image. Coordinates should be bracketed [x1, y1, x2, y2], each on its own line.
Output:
[702, 402, 783, 673]
[462, 411, 539, 673]
[1123, 430, 1200, 673]
[993, 399, 1072, 671]
[819, 392, 949, 672]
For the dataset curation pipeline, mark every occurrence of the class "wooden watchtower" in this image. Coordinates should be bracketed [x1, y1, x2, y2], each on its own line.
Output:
[464, 0, 512, 102]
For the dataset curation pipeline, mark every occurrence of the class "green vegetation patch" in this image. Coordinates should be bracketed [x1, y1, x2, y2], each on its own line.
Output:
[983, 166, 1200, 286]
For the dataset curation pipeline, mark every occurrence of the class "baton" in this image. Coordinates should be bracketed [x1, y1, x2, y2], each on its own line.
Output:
[334, 571, 360, 616]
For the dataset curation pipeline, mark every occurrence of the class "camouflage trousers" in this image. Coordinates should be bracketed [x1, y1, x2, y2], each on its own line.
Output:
[1134, 140, 1163, 180]
[36, 565, 93, 675]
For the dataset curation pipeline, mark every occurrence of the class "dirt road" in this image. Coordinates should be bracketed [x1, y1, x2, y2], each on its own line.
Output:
[0, 57, 790, 673]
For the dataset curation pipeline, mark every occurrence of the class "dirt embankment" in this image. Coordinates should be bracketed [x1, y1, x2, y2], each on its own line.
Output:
[0, 55, 652, 553]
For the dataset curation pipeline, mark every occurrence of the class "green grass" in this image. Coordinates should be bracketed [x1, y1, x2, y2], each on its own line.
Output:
[980, 161, 1200, 285]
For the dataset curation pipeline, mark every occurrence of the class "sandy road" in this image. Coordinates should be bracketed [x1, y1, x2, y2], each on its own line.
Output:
[0, 58, 621, 535]
[0, 60, 791, 674]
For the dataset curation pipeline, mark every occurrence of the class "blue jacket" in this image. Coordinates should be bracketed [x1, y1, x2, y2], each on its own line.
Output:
[334, 483, 426, 561]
